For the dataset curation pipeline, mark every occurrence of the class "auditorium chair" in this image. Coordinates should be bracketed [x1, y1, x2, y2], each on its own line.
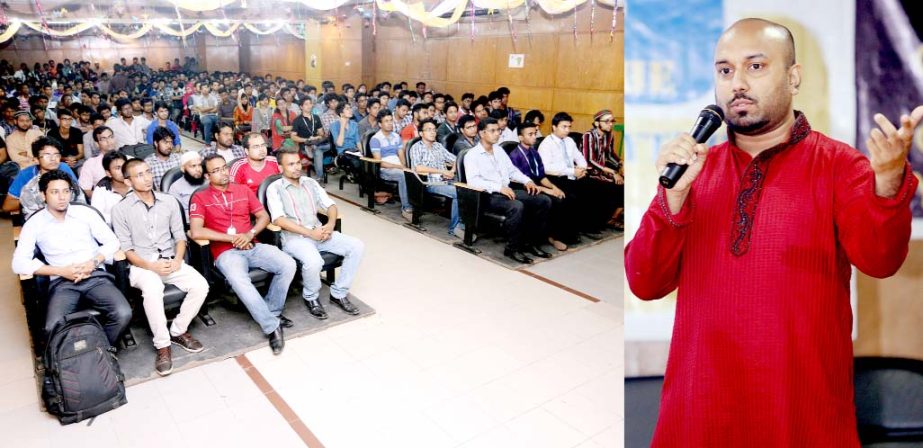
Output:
[186, 185, 275, 309]
[359, 130, 399, 213]
[256, 174, 344, 286]
[330, 132, 363, 192]
[569, 131, 584, 151]
[452, 147, 509, 254]
[18, 203, 136, 355]
[118, 143, 155, 161]
[401, 137, 451, 232]
[440, 133, 459, 156]
[855, 356, 923, 445]
[112, 196, 217, 329]
[500, 141, 519, 155]
[160, 167, 183, 192]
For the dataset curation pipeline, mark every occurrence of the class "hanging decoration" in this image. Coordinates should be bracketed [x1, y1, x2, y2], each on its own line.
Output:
[589, 0, 595, 41]
[0, 0, 616, 45]
[506, 0, 517, 47]
[609, 0, 617, 43]
[407, 17, 415, 43]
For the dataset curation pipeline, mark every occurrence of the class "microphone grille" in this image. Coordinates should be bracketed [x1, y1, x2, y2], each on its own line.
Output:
[704, 104, 725, 120]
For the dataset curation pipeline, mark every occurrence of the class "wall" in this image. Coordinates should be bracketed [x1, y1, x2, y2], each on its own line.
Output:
[370, 4, 623, 133]
[0, 34, 197, 72]
[854, 239, 923, 359]
[241, 31, 307, 82]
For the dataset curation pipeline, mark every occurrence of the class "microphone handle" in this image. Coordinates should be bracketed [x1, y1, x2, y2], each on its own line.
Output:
[659, 163, 686, 189]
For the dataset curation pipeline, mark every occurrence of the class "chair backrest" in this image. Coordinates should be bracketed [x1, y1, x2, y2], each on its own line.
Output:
[119, 143, 155, 160]
[535, 136, 545, 150]
[569, 131, 584, 151]
[854, 356, 923, 443]
[442, 133, 459, 155]
[457, 147, 472, 183]
[257, 173, 283, 209]
[160, 167, 183, 192]
[404, 137, 422, 169]
[363, 130, 377, 158]
[500, 141, 518, 155]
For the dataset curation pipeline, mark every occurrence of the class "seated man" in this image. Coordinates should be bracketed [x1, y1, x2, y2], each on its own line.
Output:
[90, 152, 130, 224]
[79, 125, 118, 199]
[582, 109, 624, 229]
[144, 127, 181, 190]
[408, 118, 463, 238]
[508, 122, 575, 251]
[400, 103, 428, 142]
[538, 112, 620, 239]
[267, 148, 364, 320]
[328, 102, 362, 177]
[4, 137, 85, 216]
[12, 169, 132, 345]
[369, 109, 413, 220]
[492, 109, 518, 144]
[230, 132, 280, 193]
[168, 151, 205, 219]
[112, 159, 210, 376]
[199, 122, 246, 162]
[463, 118, 551, 264]
[453, 115, 479, 155]
[436, 101, 460, 141]
[189, 154, 296, 355]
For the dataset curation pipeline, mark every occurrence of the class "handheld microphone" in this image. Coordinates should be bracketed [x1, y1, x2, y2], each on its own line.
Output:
[659, 105, 725, 189]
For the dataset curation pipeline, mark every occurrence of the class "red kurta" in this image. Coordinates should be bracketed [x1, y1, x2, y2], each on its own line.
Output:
[625, 113, 916, 447]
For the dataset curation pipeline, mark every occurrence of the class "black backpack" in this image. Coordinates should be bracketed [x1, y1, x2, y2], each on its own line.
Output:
[42, 311, 127, 425]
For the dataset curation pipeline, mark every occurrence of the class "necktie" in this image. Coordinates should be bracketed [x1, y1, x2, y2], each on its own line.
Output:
[560, 138, 573, 169]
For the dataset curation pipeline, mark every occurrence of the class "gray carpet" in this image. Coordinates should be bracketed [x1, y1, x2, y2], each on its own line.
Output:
[323, 170, 623, 270]
[117, 287, 374, 385]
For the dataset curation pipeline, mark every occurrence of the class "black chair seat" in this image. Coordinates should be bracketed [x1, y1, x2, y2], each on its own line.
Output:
[322, 252, 344, 266]
[162, 284, 187, 307]
[856, 357, 923, 444]
[483, 211, 507, 223]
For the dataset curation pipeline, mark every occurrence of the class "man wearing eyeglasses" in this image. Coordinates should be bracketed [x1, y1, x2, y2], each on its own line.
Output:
[112, 159, 209, 376]
[189, 154, 296, 355]
[2, 136, 83, 215]
[79, 126, 118, 200]
[12, 169, 132, 346]
[452, 115, 479, 155]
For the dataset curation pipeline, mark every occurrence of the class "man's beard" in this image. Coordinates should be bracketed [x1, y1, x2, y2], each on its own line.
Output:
[183, 172, 205, 185]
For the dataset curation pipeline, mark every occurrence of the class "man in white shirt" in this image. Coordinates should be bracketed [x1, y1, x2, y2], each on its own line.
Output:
[537, 112, 619, 239]
[106, 98, 146, 150]
[462, 117, 551, 264]
[11, 169, 132, 345]
[79, 125, 117, 199]
[192, 84, 220, 145]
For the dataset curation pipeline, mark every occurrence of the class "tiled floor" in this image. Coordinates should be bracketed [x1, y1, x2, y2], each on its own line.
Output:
[1, 144, 623, 447]
[524, 237, 624, 304]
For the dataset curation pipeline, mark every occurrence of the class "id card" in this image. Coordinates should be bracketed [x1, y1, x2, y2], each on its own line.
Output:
[227, 225, 237, 235]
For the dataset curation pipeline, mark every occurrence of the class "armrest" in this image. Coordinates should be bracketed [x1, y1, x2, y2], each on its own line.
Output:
[360, 157, 381, 164]
[12, 226, 21, 242]
[193, 239, 210, 246]
[114, 250, 126, 262]
[19, 274, 33, 281]
[266, 224, 281, 232]
[453, 182, 484, 192]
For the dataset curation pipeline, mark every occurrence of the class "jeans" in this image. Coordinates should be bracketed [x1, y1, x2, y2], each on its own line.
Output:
[426, 183, 459, 232]
[282, 232, 364, 302]
[129, 262, 209, 349]
[380, 168, 411, 212]
[45, 271, 132, 346]
[215, 243, 296, 335]
[201, 114, 219, 145]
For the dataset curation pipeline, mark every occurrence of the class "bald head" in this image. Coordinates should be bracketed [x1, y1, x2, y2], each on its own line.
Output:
[719, 18, 796, 67]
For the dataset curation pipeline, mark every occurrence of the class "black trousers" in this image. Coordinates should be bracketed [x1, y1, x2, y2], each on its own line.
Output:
[547, 175, 622, 233]
[486, 189, 552, 251]
[45, 270, 132, 345]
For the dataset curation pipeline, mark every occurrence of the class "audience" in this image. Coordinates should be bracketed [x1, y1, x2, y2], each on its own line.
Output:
[167, 151, 205, 218]
[79, 125, 117, 199]
[230, 132, 280, 193]
[408, 118, 463, 237]
[369, 109, 412, 220]
[90, 151, 130, 223]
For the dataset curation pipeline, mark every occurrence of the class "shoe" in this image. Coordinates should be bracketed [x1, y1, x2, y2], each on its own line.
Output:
[170, 332, 204, 353]
[582, 231, 604, 240]
[279, 314, 294, 328]
[548, 238, 568, 251]
[268, 326, 285, 355]
[401, 209, 414, 221]
[305, 300, 328, 320]
[155, 347, 173, 376]
[503, 248, 534, 264]
[330, 295, 360, 315]
[526, 245, 552, 259]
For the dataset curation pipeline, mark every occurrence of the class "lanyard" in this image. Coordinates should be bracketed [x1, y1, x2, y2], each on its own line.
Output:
[518, 145, 538, 178]
[284, 181, 317, 227]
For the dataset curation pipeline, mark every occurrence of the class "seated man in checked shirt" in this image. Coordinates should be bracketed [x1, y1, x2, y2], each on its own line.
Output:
[408, 118, 465, 238]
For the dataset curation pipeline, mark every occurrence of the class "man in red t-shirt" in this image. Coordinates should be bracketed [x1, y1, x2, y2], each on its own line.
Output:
[189, 153, 296, 355]
[229, 132, 280, 193]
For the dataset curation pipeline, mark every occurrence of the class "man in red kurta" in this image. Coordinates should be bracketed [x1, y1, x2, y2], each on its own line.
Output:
[625, 18, 923, 446]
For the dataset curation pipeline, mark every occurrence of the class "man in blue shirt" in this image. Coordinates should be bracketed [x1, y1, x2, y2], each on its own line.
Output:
[145, 101, 182, 151]
[2, 136, 80, 213]
[369, 109, 412, 220]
